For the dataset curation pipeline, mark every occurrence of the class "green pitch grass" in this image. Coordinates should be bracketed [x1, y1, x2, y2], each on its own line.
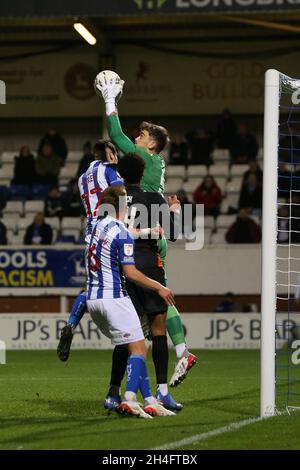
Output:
[0, 350, 299, 450]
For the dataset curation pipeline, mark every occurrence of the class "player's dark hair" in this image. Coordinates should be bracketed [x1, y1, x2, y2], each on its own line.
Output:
[140, 121, 169, 153]
[118, 153, 145, 185]
[101, 185, 126, 215]
[93, 139, 117, 162]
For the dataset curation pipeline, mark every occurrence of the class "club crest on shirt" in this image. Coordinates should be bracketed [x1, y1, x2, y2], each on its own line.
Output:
[124, 244, 134, 256]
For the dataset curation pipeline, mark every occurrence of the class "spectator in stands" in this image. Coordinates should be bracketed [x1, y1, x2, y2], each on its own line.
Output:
[24, 213, 53, 245]
[169, 136, 188, 165]
[38, 128, 68, 165]
[186, 127, 214, 165]
[242, 161, 263, 185]
[214, 292, 236, 313]
[0, 214, 7, 245]
[45, 186, 64, 218]
[226, 209, 261, 243]
[35, 143, 60, 187]
[230, 123, 258, 164]
[12, 146, 36, 186]
[0, 186, 7, 212]
[77, 141, 94, 177]
[176, 189, 195, 235]
[238, 172, 262, 215]
[216, 108, 237, 149]
[193, 175, 222, 217]
[63, 178, 83, 217]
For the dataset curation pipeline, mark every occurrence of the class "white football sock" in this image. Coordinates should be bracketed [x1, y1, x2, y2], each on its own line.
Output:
[124, 391, 136, 402]
[175, 343, 187, 359]
[158, 384, 168, 396]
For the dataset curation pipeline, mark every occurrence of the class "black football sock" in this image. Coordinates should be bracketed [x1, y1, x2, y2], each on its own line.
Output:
[152, 335, 168, 386]
[108, 345, 128, 396]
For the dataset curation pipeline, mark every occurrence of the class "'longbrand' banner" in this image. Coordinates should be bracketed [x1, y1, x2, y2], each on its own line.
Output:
[1, 0, 300, 17]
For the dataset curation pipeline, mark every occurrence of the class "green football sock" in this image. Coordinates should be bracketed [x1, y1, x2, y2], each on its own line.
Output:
[166, 304, 186, 346]
[157, 237, 186, 346]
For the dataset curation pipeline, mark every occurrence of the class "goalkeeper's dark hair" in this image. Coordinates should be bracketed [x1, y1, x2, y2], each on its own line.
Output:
[93, 139, 117, 162]
[101, 185, 127, 215]
[140, 121, 169, 154]
[118, 153, 145, 185]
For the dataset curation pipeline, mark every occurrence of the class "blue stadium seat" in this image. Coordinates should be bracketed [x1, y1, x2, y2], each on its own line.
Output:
[9, 184, 30, 201]
[56, 234, 76, 244]
[31, 184, 51, 200]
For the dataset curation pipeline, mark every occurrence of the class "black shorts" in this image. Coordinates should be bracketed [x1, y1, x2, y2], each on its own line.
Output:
[126, 267, 167, 317]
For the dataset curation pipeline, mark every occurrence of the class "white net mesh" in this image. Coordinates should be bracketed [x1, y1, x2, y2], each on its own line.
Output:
[276, 74, 300, 412]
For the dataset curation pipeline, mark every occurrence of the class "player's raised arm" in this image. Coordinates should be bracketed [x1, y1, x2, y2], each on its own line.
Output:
[94, 70, 136, 155]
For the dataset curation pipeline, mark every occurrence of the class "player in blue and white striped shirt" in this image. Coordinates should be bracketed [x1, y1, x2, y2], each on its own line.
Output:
[57, 141, 123, 362]
[86, 185, 175, 418]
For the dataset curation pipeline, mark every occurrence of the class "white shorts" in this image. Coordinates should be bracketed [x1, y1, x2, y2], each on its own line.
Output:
[87, 296, 145, 346]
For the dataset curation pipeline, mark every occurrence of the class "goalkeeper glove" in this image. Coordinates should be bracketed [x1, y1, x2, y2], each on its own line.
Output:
[94, 72, 125, 115]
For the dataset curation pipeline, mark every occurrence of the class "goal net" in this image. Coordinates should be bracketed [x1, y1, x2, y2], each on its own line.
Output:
[261, 70, 300, 417]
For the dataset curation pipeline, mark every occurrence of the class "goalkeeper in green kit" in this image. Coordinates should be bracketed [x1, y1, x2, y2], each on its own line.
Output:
[94, 71, 197, 387]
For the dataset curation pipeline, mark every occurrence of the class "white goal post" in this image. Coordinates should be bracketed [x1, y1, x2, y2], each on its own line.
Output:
[261, 69, 280, 417]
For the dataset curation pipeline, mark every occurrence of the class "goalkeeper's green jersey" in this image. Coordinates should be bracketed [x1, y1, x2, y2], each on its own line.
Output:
[107, 115, 165, 193]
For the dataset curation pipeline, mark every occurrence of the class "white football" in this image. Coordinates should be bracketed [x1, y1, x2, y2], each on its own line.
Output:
[94, 70, 121, 89]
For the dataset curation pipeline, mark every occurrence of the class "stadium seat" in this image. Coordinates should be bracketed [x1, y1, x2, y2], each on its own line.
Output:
[210, 228, 227, 244]
[59, 164, 78, 183]
[186, 165, 208, 178]
[230, 164, 249, 177]
[11, 233, 24, 245]
[31, 184, 51, 200]
[56, 234, 76, 243]
[45, 217, 60, 231]
[61, 217, 81, 230]
[0, 179, 11, 187]
[214, 177, 227, 192]
[204, 227, 212, 244]
[204, 216, 215, 230]
[6, 229, 14, 245]
[165, 178, 184, 193]
[1, 151, 16, 164]
[2, 217, 17, 232]
[17, 217, 34, 231]
[216, 215, 236, 228]
[3, 201, 23, 216]
[182, 178, 199, 193]
[61, 228, 80, 242]
[208, 164, 230, 178]
[0, 166, 14, 182]
[24, 200, 44, 215]
[221, 194, 240, 212]
[258, 148, 263, 161]
[211, 149, 229, 162]
[67, 151, 82, 163]
[2, 162, 14, 174]
[166, 165, 186, 177]
[226, 178, 242, 194]
[9, 184, 30, 201]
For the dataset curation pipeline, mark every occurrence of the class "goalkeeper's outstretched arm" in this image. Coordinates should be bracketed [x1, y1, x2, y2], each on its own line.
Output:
[94, 71, 136, 155]
[107, 114, 136, 155]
